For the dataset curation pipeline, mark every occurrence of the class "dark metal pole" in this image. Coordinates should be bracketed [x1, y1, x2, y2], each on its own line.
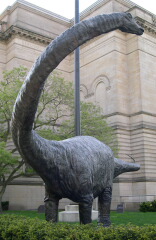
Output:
[75, 0, 81, 136]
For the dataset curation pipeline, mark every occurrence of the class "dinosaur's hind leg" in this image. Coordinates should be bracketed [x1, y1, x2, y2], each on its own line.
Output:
[79, 202, 92, 224]
[98, 186, 112, 227]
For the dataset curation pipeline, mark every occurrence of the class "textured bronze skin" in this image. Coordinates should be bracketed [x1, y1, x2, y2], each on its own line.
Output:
[11, 12, 143, 226]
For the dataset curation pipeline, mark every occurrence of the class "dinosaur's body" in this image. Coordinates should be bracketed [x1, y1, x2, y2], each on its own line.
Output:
[11, 12, 143, 226]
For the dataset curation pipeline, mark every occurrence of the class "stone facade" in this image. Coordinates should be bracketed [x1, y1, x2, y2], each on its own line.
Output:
[0, 0, 156, 211]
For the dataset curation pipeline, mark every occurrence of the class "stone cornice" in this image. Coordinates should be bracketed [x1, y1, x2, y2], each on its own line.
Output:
[112, 123, 156, 132]
[2, 178, 43, 186]
[105, 110, 156, 118]
[0, 25, 52, 44]
[0, 0, 70, 27]
[135, 16, 156, 35]
[115, 0, 134, 9]
[1, 0, 156, 33]
[79, 0, 110, 20]
[128, 3, 156, 17]
[1, 17, 155, 44]
[114, 176, 156, 183]
[0, 20, 7, 25]
[79, 0, 156, 21]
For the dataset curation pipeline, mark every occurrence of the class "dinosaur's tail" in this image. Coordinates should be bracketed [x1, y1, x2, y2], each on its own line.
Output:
[114, 157, 140, 178]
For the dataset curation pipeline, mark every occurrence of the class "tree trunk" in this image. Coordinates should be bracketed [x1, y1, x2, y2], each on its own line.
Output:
[0, 185, 7, 214]
[0, 204, 2, 213]
[0, 199, 3, 214]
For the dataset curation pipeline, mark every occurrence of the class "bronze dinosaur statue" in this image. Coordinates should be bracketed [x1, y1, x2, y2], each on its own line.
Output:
[11, 12, 143, 226]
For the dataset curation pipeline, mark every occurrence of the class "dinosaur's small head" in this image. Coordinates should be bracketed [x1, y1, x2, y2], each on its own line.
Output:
[119, 13, 144, 35]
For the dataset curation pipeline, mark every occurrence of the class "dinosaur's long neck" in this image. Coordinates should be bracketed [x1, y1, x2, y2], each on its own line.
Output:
[11, 13, 122, 159]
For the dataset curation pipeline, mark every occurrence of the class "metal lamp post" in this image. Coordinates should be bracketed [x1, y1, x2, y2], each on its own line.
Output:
[75, 0, 81, 136]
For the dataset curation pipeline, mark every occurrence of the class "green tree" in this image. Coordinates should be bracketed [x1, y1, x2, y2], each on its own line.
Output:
[0, 66, 27, 142]
[0, 66, 118, 210]
[59, 102, 118, 155]
[0, 66, 27, 212]
[34, 71, 74, 140]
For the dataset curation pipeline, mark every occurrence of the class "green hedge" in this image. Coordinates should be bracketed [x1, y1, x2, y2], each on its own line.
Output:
[1, 214, 156, 239]
[140, 200, 156, 212]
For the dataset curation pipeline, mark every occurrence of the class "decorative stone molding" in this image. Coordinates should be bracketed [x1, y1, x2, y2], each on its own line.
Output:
[85, 92, 94, 99]
[0, 21, 7, 32]
[111, 123, 156, 131]
[114, 177, 156, 183]
[80, 84, 88, 98]
[116, 0, 134, 9]
[105, 110, 156, 118]
[0, 25, 52, 44]
[0, 21, 7, 25]
[79, 0, 110, 20]
[91, 75, 111, 93]
[135, 16, 156, 35]
[8, 178, 43, 186]
[83, 75, 111, 100]
[152, 16, 156, 27]
[0, 0, 70, 27]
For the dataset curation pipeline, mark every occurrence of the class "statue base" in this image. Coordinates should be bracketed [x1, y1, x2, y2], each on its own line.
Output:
[59, 204, 98, 222]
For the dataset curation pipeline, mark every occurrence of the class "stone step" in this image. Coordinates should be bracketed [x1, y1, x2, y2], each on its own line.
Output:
[59, 205, 98, 222]
[65, 204, 79, 211]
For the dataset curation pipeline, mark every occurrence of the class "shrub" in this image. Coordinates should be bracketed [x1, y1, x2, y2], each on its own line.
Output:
[139, 200, 156, 212]
[1, 214, 156, 239]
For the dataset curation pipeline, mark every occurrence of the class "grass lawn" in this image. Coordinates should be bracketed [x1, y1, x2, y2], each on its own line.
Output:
[2, 210, 156, 226]
[111, 211, 156, 226]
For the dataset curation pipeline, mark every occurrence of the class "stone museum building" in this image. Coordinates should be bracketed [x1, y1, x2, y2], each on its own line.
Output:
[0, 0, 156, 211]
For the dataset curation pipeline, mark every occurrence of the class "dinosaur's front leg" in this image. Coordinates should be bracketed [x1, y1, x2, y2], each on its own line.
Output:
[44, 188, 60, 222]
[79, 200, 93, 224]
[98, 186, 112, 227]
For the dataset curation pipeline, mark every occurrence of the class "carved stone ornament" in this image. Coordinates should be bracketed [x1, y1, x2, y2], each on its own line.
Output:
[152, 16, 156, 27]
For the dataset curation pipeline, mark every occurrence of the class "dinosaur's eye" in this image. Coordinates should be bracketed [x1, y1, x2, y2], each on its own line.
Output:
[127, 13, 132, 19]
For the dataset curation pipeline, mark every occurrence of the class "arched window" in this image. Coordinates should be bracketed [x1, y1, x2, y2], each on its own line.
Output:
[80, 84, 88, 101]
[93, 76, 111, 114]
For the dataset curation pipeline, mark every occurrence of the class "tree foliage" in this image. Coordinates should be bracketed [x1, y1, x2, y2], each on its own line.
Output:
[34, 72, 74, 136]
[0, 67, 27, 211]
[59, 102, 117, 153]
[0, 66, 27, 142]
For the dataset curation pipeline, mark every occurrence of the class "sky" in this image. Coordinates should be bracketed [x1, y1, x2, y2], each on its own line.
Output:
[0, 0, 156, 18]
